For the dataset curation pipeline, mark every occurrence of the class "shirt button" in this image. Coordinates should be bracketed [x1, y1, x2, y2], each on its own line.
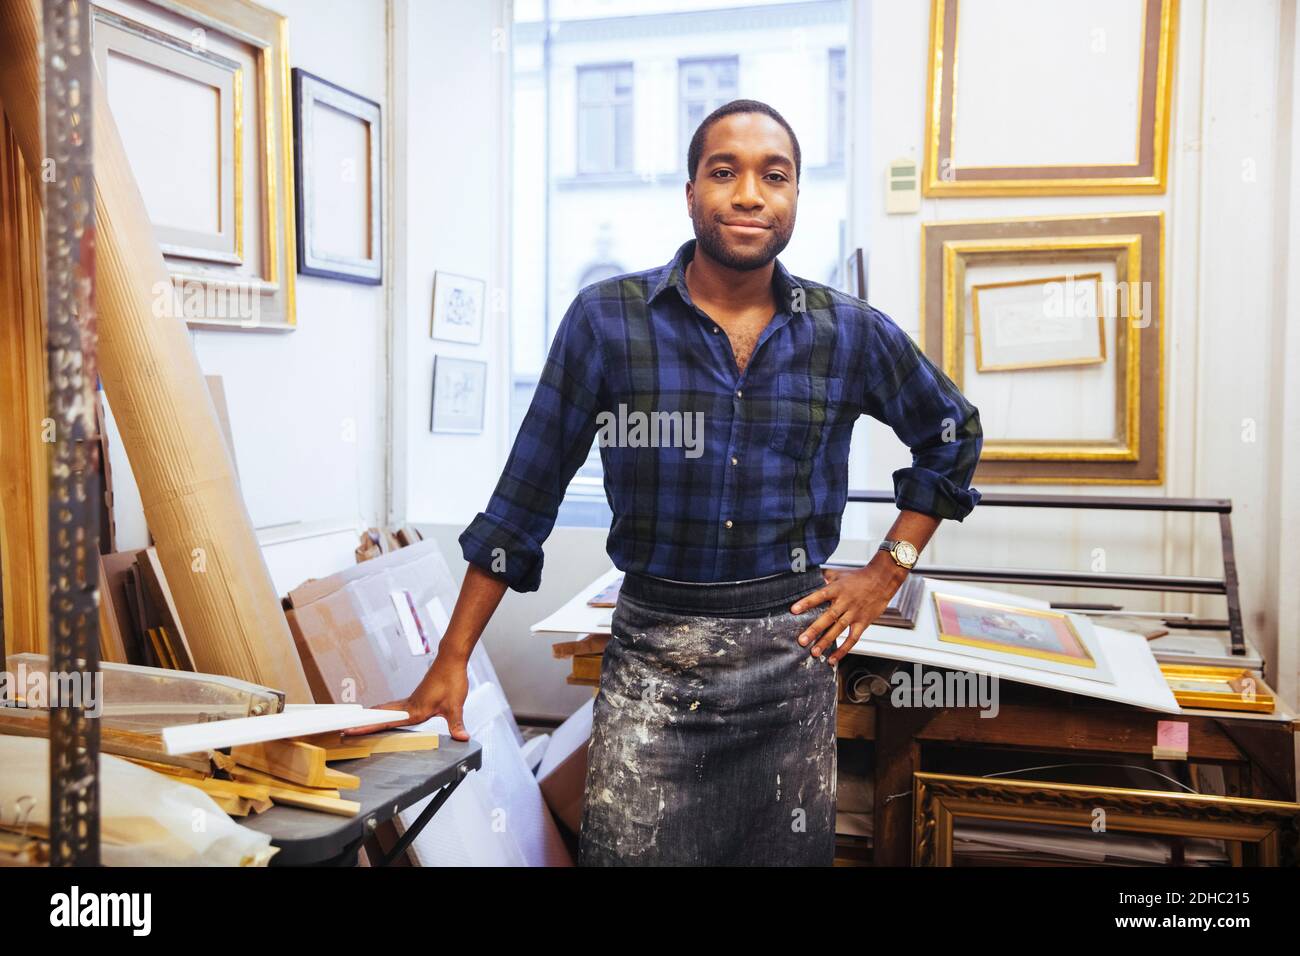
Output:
[724, 519, 733, 529]
[712, 325, 720, 333]
[730, 456, 738, 465]
[735, 389, 743, 398]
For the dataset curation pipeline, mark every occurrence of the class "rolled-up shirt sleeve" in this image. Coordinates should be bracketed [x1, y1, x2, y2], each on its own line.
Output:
[458, 293, 606, 592]
[861, 306, 983, 521]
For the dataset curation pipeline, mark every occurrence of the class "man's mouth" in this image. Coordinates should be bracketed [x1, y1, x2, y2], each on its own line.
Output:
[721, 218, 772, 236]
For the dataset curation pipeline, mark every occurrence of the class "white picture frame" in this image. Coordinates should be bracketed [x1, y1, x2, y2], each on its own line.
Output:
[971, 273, 1107, 372]
[430, 271, 486, 345]
[430, 356, 487, 434]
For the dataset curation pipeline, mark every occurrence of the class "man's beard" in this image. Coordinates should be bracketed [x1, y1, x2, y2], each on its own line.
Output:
[692, 210, 794, 271]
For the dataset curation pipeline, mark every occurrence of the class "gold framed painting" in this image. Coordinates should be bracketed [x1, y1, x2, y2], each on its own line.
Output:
[932, 592, 1097, 669]
[923, 0, 1179, 196]
[913, 772, 1300, 867]
[972, 273, 1107, 372]
[1160, 665, 1276, 715]
[920, 212, 1164, 484]
[91, 0, 297, 330]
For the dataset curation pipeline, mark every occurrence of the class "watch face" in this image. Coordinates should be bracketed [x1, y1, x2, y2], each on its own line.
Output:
[894, 541, 918, 566]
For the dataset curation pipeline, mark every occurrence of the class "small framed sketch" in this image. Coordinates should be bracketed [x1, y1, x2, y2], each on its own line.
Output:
[971, 273, 1106, 372]
[430, 356, 487, 434]
[292, 68, 382, 284]
[431, 271, 486, 344]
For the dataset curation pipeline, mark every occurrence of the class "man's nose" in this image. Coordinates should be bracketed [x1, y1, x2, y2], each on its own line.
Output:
[731, 171, 764, 208]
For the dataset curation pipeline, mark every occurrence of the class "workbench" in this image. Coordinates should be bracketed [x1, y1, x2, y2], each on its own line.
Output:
[835, 657, 1299, 865]
[241, 736, 482, 866]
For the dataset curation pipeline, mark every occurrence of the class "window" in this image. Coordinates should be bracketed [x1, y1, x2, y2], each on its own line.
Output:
[679, 56, 739, 158]
[828, 47, 847, 166]
[577, 63, 634, 175]
[512, 1, 851, 529]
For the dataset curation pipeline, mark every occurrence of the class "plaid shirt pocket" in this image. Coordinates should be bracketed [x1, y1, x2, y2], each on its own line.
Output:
[767, 373, 844, 460]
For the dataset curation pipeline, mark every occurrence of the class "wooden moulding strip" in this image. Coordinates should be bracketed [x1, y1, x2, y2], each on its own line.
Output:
[91, 68, 313, 700]
[162, 706, 410, 754]
[0, 115, 48, 657]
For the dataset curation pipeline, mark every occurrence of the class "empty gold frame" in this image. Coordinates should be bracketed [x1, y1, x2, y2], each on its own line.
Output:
[913, 772, 1300, 867]
[91, 0, 297, 330]
[920, 213, 1164, 484]
[923, 0, 1178, 196]
[93, 8, 244, 265]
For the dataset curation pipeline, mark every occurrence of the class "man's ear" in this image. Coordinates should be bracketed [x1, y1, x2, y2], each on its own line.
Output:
[685, 180, 693, 216]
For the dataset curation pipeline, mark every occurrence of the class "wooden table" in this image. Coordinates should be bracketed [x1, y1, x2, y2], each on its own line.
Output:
[836, 656, 1299, 865]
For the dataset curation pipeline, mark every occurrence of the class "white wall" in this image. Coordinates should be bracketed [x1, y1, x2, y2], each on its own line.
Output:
[394, 0, 513, 527]
[857, 0, 1300, 711]
[104, 0, 390, 596]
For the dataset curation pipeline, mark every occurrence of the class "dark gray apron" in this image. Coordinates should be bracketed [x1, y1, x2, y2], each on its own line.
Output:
[578, 567, 838, 866]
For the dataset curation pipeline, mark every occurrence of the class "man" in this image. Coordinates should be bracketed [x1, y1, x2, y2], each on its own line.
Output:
[349, 99, 982, 866]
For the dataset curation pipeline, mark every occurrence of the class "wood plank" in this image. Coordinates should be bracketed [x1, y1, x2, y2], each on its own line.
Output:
[0, 116, 48, 657]
[227, 765, 340, 799]
[90, 68, 314, 701]
[162, 706, 409, 754]
[551, 635, 610, 659]
[231, 740, 327, 787]
[570, 653, 603, 682]
[320, 767, 361, 791]
[367, 731, 438, 754]
[266, 789, 360, 817]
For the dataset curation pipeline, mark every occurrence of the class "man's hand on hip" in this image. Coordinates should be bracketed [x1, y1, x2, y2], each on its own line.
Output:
[789, 556, 911, 666]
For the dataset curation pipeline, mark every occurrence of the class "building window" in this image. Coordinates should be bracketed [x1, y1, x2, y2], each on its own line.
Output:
[577, 63, 634, 174]
[828, 47, 846, 166]
[679, 56, 739, 158]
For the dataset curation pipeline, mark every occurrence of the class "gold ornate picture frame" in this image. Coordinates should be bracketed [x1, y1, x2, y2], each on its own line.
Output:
[920, 212, 1164, 484]
[91, 0, 297, 331]
[913, 772, 1300, 867]
[923, 0, 1178, 196]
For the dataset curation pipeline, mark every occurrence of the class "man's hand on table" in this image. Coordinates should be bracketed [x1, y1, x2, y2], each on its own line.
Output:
[341, 652, 472, 741]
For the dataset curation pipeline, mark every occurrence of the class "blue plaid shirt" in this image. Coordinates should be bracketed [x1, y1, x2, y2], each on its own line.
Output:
[460, 238, 982, 592]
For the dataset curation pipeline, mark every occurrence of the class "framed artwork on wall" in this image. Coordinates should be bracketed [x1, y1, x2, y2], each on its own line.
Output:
[923, 0, 1178, 196]
[920, 212, 1165, 484]
[91, 0, 299, 331]
[292, 68, 382, 284]
[430, 356, 487, 434]
[971, 273, 1107, 372]
[430, 271, 486, 345]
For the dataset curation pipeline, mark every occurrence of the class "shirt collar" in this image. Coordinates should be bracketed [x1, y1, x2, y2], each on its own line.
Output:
[649, 237, 803, 313]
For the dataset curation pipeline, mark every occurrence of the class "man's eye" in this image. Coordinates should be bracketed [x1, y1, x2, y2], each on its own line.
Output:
[713, 169, 733, 178]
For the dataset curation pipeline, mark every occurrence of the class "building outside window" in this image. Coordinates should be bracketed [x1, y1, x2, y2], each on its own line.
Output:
[679, 56, 739, 159]
[576, 63, 634, 175]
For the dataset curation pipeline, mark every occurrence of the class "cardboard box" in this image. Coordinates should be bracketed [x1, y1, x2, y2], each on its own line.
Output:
[285, 539, 464, 707]
[536, 697, 593, 835]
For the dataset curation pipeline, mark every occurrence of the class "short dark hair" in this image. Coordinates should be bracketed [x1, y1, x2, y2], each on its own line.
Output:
[687, 98, 801, 184]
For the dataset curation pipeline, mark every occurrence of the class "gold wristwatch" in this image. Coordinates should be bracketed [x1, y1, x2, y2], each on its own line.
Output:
[879, 539, 919, 569]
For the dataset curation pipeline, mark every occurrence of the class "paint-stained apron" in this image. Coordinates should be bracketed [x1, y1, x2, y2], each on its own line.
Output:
[578, 567, 838, 866]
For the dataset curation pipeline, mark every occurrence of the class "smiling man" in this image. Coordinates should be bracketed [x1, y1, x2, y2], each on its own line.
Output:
[353, 99, 982, 867]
